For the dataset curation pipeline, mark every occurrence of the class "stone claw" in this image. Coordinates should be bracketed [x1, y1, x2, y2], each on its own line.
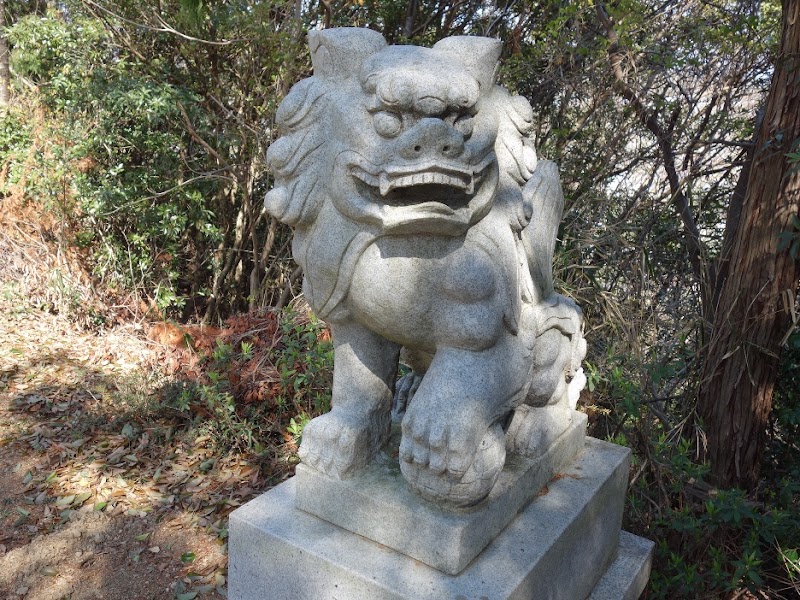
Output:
[400, 420, 506, 507]
[298, 409, 389, 479]
[392, 372, 422, 420]
[400, 392, 502, 487]
[428, 450, 447, 475]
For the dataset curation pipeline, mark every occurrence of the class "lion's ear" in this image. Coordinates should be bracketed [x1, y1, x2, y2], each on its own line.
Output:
[309, 28, 387, 82]
[432, 36, 502, 89]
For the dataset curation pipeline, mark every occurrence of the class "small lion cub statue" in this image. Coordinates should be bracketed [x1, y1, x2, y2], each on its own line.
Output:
[266, 28, 586, 508]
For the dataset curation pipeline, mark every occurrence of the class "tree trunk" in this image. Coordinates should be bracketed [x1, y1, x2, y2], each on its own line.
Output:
[698, 0, 800, 490]
[403, 0, 418, 39]
[0, 0, 10, 111]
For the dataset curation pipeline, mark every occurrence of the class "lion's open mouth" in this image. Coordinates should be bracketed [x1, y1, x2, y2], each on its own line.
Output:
[351, 159, 490, 210]
[377, 170, 475, 198]
[335, 151, 499, 236]
[383, 182, 472, 208]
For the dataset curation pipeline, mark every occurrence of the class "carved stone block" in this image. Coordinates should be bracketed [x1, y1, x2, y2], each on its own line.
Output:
[295, 412, 586, 575]
[228, 438, 653, 600]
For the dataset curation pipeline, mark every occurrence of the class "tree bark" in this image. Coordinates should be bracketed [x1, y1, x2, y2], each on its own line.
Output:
[711, 108, 763, 319]
[698, 0, 800, 490]
[403, 0, 418, 39]
[0, 0, 10, 111]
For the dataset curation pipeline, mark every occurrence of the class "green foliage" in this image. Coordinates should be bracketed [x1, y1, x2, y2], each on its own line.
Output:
[592, 344, 800, 598]
[163, 310, 333, 455]
[6, 3, 304, 319]
[9, 12, 106, 82]
[273, 311, 334, 420]
[642, 456, 799, 599]
[7, 11, 220, 310]
[0, 109, 31, 189]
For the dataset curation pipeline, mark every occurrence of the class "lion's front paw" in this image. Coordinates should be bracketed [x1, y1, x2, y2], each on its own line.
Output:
[400, 420, 506, 508]
[399, 408, 475, 480]
[399, 397, 506, 507]
[298, 409, 389, 478]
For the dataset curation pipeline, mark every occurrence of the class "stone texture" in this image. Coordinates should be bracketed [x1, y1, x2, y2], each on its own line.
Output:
[265, 27, 588, 506]
[229, 437, 631, 600]
[235, 28, 655, 599]
[589, 531, 655, 600]
[295, 411, 588, 575]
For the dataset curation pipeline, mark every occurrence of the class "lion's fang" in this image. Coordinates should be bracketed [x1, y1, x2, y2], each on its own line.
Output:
[379, 173, 391, 196]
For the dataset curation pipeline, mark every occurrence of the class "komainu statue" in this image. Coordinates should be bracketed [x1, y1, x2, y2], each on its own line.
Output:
[266, 28, 587, 508]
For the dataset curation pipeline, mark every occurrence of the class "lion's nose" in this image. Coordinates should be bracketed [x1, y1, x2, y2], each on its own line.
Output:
[399, 118, 465, 160]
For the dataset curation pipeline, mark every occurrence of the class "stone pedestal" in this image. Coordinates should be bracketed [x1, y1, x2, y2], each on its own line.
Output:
[229, 437, 654, 600]
[295, 412, 588, 575]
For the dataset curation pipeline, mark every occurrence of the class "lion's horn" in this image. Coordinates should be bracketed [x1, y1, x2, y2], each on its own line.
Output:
[432, 36, 502, 89]
[308, 28, 387, 81]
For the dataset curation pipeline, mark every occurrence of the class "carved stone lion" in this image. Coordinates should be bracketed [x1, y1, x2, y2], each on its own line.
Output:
[266, 28, 586, 508]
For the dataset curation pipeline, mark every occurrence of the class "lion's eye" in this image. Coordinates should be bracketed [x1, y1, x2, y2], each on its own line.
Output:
[453, 114, 474, 137]
[373, 111, 402, 138]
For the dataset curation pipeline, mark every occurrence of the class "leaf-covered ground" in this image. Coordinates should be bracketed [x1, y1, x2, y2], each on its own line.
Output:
[0, 300, 300, 599]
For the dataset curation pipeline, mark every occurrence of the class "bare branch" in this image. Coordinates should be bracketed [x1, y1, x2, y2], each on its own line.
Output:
[595, 2, 707, 293]
[82, 0, 238, 45]
[177, 101, 230, 170]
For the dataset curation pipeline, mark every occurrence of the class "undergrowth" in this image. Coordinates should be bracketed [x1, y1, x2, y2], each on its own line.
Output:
[157, 309, 333, 460]
[586, 339, 800, 599]
[0, 101, 116, 328]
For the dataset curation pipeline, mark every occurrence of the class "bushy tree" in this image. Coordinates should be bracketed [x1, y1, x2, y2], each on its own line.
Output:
[9, 1, 307, 318]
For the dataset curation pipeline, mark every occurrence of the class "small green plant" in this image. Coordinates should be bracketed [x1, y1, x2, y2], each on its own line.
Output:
[1, 282, 28, 315]
[287, 413, 311, 444]
[240, 341, 255, 361]
[274, 311, 334, 418]
[212, 339, 233, 365]
[160, 310, 334, 457]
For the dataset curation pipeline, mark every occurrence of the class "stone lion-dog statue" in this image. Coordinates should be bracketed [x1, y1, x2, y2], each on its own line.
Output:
[265, 28, 587, 508]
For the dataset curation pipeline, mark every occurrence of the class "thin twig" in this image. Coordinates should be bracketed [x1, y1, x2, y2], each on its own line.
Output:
[177, 101, 231, 169]
[82, 0, 239, 45]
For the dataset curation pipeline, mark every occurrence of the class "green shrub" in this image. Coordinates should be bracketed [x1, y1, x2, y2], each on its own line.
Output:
[8, 10, 229, 315]
[163, 310, 333, 456]
[586, 344, 799, 598]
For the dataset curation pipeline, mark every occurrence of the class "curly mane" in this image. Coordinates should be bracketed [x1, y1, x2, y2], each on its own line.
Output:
[265, 77, 332, 228]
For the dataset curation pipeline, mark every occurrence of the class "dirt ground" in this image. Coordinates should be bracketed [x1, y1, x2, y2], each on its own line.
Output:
[0, 303, 270, 600]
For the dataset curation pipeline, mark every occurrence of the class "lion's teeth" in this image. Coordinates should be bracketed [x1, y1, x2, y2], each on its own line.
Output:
[378, 170, 474, 193]
[361, 173, 378, 186]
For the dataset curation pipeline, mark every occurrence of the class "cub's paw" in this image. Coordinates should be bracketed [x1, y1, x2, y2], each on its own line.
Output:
[392, 372, 422, 421]
[505, 404, 573, 458]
